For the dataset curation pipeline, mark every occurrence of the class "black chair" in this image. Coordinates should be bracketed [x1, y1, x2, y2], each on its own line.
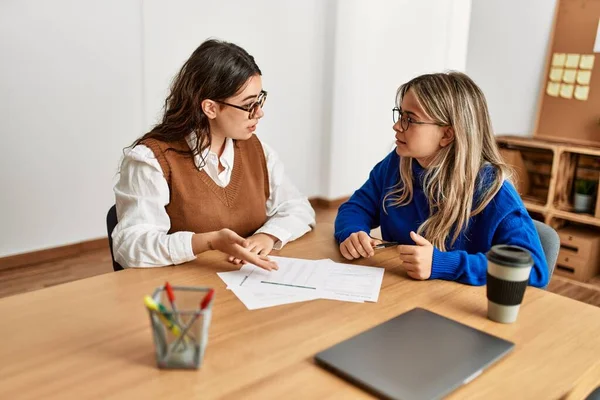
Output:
[106, 205, 124, 271]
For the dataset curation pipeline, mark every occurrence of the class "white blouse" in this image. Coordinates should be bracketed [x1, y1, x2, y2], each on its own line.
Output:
[112, 134, 316, 268]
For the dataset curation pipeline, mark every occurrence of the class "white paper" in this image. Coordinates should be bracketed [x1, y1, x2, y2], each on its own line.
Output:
[552, 53, 566, 67]
[580, 55, 595, 69]
[565, 54, 580, 68]
[237, 256, 330, 291]
[320, 261, 385, 303]
[595, 18, 600, 53]
[217, 258, 326, 310]
[229, 286, 320, 310]
[217, 268, 250, 288]
[217, 257, 385, 309]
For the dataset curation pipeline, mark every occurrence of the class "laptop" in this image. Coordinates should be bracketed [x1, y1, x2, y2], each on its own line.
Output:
[314, 308, 514, 400]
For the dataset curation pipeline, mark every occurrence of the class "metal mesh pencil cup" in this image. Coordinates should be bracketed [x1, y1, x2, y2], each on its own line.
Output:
[147, 285, 214, 369]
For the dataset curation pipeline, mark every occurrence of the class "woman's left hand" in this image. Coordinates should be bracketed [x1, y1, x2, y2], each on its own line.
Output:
[397, 231, 434, 280]
[228, 233, 278, 265]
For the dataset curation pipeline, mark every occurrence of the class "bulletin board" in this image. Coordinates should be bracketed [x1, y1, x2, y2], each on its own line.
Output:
[534, 0, 600, 147]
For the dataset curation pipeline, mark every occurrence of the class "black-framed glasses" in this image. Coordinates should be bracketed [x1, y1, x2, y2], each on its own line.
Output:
[215, 90, 267, 119]
[392, 107, 447, 131]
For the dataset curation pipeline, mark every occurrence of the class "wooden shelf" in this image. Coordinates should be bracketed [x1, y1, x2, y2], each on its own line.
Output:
[520, 200, 600, 228]
[551, 209, 600, 228]
[497, 136, 559, 151]
[497, 135, 600, 229]
[508, 137, 600, 284]
[523, 200, 548, 214]
[498, 135, 600, 156]
[561, 145, 600, 158]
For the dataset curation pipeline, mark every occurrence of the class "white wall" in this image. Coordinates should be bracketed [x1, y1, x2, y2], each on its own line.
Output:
[0, 0, 143, 257]
[465, 0, 557, 136]
[326, 0, 472, 198]
[4, 0, 525, 258]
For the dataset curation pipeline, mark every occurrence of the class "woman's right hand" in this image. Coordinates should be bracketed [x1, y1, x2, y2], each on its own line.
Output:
[339, 231, 380, 260]
[210, 229, 278, 271]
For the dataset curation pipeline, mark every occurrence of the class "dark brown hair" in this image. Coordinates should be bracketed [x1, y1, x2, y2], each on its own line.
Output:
[132, 39, 261, 164]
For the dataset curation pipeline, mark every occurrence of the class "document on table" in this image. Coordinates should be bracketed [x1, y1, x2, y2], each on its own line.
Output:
[233, 256, 330, 290]
[217, 256, 385, 310]
[320, 262, 384, 303]
[227, 286, 319, 310]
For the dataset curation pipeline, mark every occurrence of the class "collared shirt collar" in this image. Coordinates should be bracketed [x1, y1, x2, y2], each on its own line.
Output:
[185, 132, 234, 172]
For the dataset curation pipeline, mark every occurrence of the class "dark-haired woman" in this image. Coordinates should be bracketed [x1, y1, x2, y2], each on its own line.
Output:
[112, 39, 315, 270]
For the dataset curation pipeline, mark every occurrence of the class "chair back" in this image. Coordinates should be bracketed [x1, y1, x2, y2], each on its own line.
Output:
[106, 205, 124, 271]
[532, 219, 559, 289]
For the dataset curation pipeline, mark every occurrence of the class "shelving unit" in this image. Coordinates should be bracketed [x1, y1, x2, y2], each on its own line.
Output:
[497, 136, 600, 282]
[500, 0, 600, 287]
[497, 135, 600, 228]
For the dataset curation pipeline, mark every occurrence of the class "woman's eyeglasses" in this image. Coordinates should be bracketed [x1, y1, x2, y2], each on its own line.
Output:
[392, 107, 447, 131]
[215, 90, 267, 119]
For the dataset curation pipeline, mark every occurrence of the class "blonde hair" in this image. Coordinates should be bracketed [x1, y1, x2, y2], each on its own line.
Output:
[383, 72, 513, 251]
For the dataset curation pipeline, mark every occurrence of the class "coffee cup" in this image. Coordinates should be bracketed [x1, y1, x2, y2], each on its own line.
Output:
[486, 245, 533, 323]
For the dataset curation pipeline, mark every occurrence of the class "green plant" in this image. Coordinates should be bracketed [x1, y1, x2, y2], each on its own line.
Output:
[574, 179, 597, 195]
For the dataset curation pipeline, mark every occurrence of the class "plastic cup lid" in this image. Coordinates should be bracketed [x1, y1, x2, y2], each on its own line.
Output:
[487, 244, 533, 268]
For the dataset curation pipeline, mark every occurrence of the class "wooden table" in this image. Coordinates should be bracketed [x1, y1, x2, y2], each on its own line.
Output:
[1, 224, 600, 399]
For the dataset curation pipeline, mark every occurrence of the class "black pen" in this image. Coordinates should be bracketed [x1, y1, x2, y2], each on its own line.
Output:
[373, 242, 400, 249]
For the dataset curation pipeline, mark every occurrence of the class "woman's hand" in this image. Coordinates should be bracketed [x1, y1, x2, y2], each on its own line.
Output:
[397, 231, 433, 280]
[339, 231, 380, 260]
[209, 229, 278, 271]
[228, 233, 277, 265]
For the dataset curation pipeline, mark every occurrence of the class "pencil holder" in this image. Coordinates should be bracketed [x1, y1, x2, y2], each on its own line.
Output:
[147, 285, 214, 369]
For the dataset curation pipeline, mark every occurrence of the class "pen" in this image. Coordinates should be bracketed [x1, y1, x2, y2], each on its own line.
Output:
[169, 289, 215, 352]
[373, 242, 400, 249]
[144, 295, 182, 337]
[164, 282, 178, 312]
[164, 282, 180, 324]
[200, 288, 215, 310]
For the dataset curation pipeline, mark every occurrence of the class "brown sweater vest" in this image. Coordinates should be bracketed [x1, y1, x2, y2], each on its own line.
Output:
[141, 135, 270, 237]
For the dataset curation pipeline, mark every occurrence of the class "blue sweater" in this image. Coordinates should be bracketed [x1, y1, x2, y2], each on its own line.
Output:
[334, 151, 549, 288]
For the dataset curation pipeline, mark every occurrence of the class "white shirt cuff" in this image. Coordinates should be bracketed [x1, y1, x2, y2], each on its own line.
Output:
[168, 231, 197, 265]
[255, 225, 292, 250]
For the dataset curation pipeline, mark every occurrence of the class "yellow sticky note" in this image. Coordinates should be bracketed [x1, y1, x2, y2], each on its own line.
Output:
[563, 69, 577, 84]
[547, 82, 560, 97]
[549, 68, 564, 82]
[574, 85, 589, 101]
[565, 54, 581, 68]
[552, 53, 566, 67]
[577, 70, 591, 85]
[560, 84, 574, 99]
[580, 55, 595, 69]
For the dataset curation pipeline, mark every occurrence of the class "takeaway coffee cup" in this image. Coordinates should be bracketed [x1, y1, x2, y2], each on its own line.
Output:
[486, 245, 533, 323]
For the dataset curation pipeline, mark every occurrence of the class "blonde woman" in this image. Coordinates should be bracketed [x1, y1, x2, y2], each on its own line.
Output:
[334, 72, 548, 287]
